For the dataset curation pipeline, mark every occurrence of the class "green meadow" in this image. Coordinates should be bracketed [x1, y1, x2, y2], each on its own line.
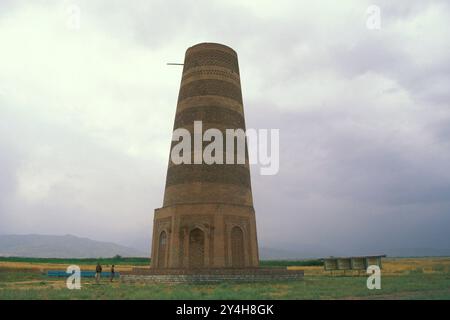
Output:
[1, 257, 449, 300]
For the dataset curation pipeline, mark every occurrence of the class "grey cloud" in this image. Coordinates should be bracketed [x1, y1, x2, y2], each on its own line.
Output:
[1, 0, 449, 256]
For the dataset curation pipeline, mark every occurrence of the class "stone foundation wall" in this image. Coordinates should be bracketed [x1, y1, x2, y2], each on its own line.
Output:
[121, 268, 304, 284]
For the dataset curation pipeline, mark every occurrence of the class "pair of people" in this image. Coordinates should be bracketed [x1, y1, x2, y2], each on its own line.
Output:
[95, 263, 115, 283]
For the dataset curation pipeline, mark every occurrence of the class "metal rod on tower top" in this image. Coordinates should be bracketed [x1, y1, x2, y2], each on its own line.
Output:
[166, 63, 184, 66]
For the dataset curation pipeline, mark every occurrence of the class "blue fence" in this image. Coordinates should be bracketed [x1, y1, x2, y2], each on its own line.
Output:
[47, 270, 120, 278]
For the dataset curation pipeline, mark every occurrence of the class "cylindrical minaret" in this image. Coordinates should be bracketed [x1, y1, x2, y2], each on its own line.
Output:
[151, 43, 259, 269]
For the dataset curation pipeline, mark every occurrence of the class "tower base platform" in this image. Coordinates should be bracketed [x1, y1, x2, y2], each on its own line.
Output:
[121, 268, 304, 284]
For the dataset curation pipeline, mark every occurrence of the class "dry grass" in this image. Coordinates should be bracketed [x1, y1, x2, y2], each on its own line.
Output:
[3, 257, 450, 276]
[287, 257, 450, 276]
[0, 261, 135, 272]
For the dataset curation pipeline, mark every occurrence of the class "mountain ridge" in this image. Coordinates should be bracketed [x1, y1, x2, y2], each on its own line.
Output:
[1, 234, 449, 259]
[0, 234, 147, 258]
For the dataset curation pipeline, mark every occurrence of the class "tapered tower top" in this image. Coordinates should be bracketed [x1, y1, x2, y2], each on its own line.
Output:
[162, 42, 253, 208]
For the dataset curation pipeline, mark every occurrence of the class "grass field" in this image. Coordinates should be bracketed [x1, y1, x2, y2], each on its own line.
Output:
[0, 257, 449, 300]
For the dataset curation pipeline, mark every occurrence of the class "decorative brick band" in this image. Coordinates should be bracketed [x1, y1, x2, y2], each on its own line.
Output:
[168, 120, 251, 167]
[167, 152, 250, 168]
[186, 43, 238, 57]
[162, 182, 253, 207]
[184, 49, 239, 74]
[174, 106, 246, 129]
[178, 79, 243, 104]
[165, 164, 251, 188]
[176, 96, 244, 116]
[182, 66, 241, 87]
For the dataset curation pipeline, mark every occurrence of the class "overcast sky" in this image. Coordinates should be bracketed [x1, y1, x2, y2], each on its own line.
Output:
[1, 0, 449, 255]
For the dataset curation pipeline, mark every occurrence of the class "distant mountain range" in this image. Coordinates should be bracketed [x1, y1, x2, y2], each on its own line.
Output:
[380, 247, 450, 258]
[0, 234, 326, 259]
[0, 234, 147, 258]
[258, 246, 337, 260]
[0, 234, 448, 259]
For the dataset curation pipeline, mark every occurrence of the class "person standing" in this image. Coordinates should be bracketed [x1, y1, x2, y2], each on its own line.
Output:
[110, 264, 115, 282]
[95, 262, 102, 284]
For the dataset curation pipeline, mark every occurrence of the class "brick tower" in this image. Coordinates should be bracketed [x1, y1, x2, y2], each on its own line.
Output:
[150, 43, 259, 269]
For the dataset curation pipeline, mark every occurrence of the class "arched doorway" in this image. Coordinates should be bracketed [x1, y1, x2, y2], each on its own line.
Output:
[157, 231, 167, 268]
[231, 226, 245, 267]
[189, 228, 205, 268]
